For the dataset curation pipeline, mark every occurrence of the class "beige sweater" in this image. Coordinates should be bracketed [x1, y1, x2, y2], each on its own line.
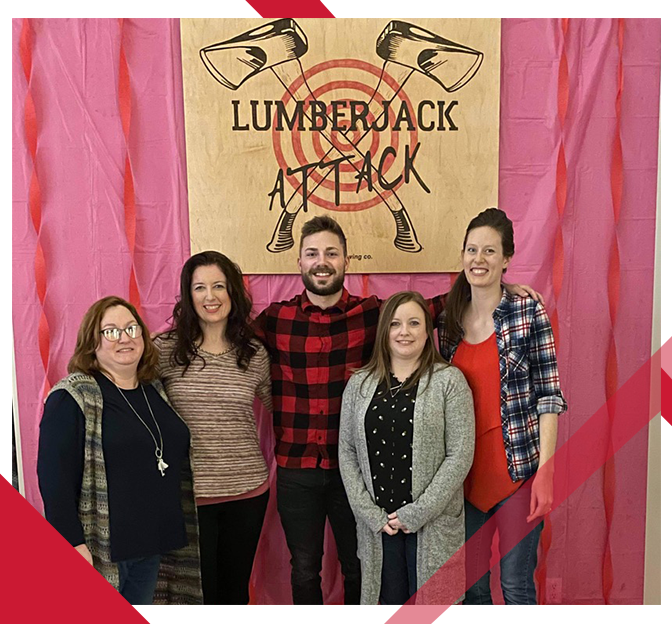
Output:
[156, 334, 273, 498]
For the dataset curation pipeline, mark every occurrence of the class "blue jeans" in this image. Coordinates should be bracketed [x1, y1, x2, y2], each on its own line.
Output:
[380, 531, 417, 605]
[117, 555, 161, 605]
[463, 489, 543, 605]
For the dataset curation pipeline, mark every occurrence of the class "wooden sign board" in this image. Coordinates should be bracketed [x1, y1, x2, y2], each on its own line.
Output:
[181, 18, 500, 273]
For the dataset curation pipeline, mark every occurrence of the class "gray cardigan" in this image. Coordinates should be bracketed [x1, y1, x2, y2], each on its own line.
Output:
[339, 364, 475, 604]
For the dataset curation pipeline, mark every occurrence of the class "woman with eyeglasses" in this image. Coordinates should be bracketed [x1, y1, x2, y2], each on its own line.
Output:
[38, 296, 201, 605]
[154, 251, 273, 605]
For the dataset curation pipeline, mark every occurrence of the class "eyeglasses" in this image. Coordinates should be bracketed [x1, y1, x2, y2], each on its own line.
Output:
[100, 325, 143, 342]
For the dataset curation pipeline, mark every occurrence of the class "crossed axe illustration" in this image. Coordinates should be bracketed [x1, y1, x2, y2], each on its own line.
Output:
[200, 19, 483, 254]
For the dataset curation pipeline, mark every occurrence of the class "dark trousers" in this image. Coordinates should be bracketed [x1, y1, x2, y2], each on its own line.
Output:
[380, 531, 417, 605]
[276, 466, 361, 605]
[197, 490, 269, 605]
[117, 554, 161, 605]
[463, 490, 543, 605]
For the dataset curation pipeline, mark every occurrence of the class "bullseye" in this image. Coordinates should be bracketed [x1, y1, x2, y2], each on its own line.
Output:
[272, 58, 419, 212]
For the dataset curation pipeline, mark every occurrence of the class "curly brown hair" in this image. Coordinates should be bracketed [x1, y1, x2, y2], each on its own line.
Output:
[68, 296, 158, 383]
[166, 251, 258, 373]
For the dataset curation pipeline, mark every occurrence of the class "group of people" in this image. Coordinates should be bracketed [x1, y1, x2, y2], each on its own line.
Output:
[38, 208, 566, 606]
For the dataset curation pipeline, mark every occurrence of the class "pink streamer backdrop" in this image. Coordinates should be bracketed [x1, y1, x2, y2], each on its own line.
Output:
[12, 18, 659, 604]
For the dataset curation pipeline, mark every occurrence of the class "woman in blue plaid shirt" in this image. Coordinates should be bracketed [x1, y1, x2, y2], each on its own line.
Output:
[438, 208, 567, 604]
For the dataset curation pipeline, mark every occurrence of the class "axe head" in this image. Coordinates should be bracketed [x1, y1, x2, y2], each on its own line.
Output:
[200, 18, 308, 90]
[376, 21, 483, 92]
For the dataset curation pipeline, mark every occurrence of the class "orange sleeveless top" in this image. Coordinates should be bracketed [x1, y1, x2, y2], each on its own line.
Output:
[452, 333, 522, 512]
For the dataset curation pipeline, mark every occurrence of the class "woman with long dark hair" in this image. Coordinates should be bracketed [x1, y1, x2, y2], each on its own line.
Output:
[339, 291, 475, 604]
[154, 251, 272, 605]
[438, 208, 567, 604]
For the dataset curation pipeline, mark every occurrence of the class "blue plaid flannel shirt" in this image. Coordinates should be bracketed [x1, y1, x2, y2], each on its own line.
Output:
[438, 290, 567, 482]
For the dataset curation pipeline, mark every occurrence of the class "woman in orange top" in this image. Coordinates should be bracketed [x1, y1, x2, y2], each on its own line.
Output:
[438, 208, 567, 604]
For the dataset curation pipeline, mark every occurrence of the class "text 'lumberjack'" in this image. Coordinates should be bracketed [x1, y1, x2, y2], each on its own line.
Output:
[232, 99, 459, 133]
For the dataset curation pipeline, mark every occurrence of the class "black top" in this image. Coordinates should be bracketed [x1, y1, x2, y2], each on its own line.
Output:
[365, 373, 417, 513]
[38, 373, 190, 562]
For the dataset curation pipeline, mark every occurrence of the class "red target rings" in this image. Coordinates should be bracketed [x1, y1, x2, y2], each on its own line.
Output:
[272, 59, 419, 212]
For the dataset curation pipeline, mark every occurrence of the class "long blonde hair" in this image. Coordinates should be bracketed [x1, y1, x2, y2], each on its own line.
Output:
[359, 291, 449, 395]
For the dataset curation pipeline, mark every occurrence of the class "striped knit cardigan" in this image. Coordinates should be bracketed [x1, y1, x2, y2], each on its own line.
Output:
[48, 373, 203, 604]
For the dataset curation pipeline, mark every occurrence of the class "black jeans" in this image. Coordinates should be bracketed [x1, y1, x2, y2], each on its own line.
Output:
[276, 467, 361, 605]
[380, 531, 417, 605]
[196, 490, 269, 605]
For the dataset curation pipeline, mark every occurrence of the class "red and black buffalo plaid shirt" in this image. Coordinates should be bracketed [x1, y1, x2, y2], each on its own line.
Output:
[254, 288, 445, 469]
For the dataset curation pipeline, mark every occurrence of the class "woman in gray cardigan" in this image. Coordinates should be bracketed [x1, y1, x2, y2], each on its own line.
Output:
[339, 291, 475, 605]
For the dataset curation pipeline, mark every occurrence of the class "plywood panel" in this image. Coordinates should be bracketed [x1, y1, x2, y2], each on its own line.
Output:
[181, 18, 500, 273]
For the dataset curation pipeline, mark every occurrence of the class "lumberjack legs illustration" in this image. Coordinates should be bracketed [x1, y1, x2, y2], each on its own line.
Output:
[201, 19, 422, 254]
[200, 19, 483, 254]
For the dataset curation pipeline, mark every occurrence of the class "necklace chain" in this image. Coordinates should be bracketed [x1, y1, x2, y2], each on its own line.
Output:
[113, 382, 169, 477]
[389, 382, 404, 398]
[389, 371, 415, 398]
[197, 344, 234, 357]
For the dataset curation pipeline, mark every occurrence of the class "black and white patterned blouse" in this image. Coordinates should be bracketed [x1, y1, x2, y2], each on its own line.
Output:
[364, 373, 417, 513]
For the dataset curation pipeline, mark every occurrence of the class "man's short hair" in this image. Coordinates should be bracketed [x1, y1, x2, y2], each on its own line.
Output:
[299, 215, 348, 256]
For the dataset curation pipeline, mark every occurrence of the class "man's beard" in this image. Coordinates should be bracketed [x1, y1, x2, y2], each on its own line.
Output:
[301, 267, 345, 296]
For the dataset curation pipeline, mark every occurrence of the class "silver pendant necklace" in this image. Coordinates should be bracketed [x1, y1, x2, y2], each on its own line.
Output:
[114, 382, 169, 477]
[389, 382, 404, 398]
[389, 371, 407, 398]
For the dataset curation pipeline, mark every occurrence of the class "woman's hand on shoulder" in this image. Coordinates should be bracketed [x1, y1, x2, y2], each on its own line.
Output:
[74, 543, 93, 565]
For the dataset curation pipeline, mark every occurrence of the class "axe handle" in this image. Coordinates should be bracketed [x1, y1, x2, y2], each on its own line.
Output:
[280, 62, 414, 212]
[269, 62, 422, 253]
[271, 61, 413, 207]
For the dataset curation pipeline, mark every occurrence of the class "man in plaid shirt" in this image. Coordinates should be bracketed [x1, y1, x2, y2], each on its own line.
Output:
[254, 215, 537, 605]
